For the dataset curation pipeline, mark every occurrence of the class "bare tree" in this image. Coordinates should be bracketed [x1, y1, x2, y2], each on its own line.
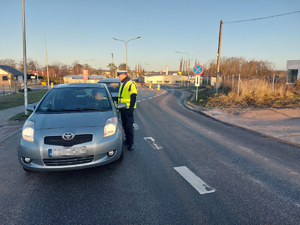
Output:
[0, 59, 17, 68]
[71, 61, 83, 74]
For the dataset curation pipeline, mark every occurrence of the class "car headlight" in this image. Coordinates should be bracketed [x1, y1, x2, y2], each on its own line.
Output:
[103, 117, 117, 137]
[22, 120, 35, 142]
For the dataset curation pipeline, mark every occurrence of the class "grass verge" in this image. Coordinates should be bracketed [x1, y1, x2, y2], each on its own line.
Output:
[10, 112, 32, 121]
[192, 80, 300, 108]
[0, 90, 48, 110]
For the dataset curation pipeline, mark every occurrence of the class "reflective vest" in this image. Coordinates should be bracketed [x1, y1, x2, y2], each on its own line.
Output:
[118, 80, 137, 108]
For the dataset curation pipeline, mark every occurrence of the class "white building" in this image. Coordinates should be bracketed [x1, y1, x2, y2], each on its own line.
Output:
[142, 74, 195, 85]
[287, 60, 300, 83]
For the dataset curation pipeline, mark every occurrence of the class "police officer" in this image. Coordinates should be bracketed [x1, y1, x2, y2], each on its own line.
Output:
[117, 70, 137, 151]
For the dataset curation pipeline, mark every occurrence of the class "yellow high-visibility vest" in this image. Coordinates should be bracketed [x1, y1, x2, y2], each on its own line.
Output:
[118, 81, 137, 108]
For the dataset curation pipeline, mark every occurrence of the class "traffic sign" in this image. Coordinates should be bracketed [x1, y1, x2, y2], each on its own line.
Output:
[193, 64, 204, 76]
[195, 76, 200, 86]
[83, 70, 89, 80]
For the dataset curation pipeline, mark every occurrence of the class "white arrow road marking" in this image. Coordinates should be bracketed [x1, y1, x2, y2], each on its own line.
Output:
[144, 137, 163, 149]
[133, 123, 139, 130]
[174, 166, 216, 195]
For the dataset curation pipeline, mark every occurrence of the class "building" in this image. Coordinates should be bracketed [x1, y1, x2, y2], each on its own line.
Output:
[0, 65, 24, 86]
[142, 74, 195, 85]
[287, 60, 300, 84]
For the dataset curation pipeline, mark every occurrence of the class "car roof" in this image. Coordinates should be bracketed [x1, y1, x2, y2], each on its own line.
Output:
[53, 83, 106, 89]
[98, 78, 121, 83]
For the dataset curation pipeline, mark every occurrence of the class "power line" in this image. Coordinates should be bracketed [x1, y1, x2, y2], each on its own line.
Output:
[224, 10, 300, 24]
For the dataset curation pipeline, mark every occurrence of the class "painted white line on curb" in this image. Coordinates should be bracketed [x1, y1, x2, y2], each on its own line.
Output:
[174, 166, 216, 195]
[144, 137, 163, 149]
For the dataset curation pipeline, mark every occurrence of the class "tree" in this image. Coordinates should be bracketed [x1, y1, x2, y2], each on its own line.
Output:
[0, 59, 17, 68]
[71, 61, 84, 74]
[135, 63, 143, 77]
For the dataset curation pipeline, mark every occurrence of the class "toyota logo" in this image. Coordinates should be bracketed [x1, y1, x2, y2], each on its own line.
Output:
[62, 132, 75, 141]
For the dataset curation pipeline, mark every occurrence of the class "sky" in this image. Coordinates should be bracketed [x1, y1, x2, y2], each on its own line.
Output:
[0, 0, 299, 72]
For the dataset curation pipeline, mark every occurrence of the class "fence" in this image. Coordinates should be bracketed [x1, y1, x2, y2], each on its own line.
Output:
[218, 74, 288, 96]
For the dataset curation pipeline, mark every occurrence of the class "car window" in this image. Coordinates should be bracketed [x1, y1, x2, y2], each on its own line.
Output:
[36, 87, 111, 112]
[104, 82, 120, 93]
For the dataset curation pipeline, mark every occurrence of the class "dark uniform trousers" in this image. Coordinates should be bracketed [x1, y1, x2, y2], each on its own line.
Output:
[120, 109, 134, 145]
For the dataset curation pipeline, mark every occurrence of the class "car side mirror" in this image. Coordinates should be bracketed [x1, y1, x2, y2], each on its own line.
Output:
[26, 104, 36, 112]
[117, 103, 127, 110]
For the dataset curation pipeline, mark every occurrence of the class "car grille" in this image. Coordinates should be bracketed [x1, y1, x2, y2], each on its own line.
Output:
[43, 155, 94, 166]
[44, 134, 93, 147]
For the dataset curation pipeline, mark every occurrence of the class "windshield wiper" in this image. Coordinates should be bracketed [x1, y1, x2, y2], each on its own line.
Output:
[61, 108, 84, 111]
[43, 108, 84, 112]
[40, 109, 64, 112]
[81, 108, 108, 111]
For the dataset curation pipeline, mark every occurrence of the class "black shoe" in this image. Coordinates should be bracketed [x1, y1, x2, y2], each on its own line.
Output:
[128, 144, 134, 151]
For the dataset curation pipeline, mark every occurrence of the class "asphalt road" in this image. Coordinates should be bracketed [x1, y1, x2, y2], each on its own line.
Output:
[0, 86, 299, 224]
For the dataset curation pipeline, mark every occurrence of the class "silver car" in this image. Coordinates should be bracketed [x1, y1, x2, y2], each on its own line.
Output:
[98, 78, 122, 102]
[18, 83, 126, 172]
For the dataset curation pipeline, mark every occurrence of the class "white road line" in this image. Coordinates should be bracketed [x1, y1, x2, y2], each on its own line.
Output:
[174, 166, 216, 195]
[144, 137, 163, 149]
[137, 90, 167, 103]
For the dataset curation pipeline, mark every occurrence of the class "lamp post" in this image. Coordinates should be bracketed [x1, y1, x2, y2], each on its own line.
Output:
[84, 59, 94, 68]
[113, 36, 141, 71]
[44, 34, 49, 89]
[22, 0, 28, 115]
[176, 51, 190, 76]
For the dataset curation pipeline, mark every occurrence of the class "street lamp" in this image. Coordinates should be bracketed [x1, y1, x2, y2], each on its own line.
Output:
[43, 34, 49, 89]
[22, 0, 28, 115]
[175, 51, 190, 76]
[113, 36, 141, 71]
[84, 59, 94, 68]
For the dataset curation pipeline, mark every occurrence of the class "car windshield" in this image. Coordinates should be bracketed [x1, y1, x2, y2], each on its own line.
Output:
[103, 82, 120, 93]
[36, 87, 111, 113]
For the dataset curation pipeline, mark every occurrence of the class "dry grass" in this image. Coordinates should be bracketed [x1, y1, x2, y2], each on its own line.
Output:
[195, 79, 300, 108]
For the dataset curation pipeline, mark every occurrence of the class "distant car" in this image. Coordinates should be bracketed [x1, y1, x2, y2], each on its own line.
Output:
[98, 78, 122, 102]
[18, 83, 127, 172]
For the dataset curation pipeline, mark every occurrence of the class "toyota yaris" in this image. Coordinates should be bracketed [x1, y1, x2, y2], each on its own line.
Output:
[18, 83, 126, 172]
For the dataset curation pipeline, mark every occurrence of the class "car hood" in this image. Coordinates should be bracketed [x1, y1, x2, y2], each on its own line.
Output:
[30, 111, 115, 130]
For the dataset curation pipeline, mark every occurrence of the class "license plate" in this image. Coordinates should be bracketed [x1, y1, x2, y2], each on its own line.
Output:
[48, 147, 87, 157]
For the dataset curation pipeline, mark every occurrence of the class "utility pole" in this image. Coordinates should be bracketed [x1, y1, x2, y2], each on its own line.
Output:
[111, 53, 115, 77]
[35, 56, 39, 85]
[44, 35, 49, 89]
[216, 20, 223, 93]
[22, 0, 28, 115]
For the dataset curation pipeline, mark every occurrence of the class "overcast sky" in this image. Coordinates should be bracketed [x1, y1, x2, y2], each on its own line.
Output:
[1, 0, 299, 71]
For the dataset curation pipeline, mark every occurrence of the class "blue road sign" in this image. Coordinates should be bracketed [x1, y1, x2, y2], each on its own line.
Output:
[193, 64, 204, 76]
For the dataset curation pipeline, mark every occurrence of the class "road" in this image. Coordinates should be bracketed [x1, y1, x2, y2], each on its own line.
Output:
[0, 86, 299, 224]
